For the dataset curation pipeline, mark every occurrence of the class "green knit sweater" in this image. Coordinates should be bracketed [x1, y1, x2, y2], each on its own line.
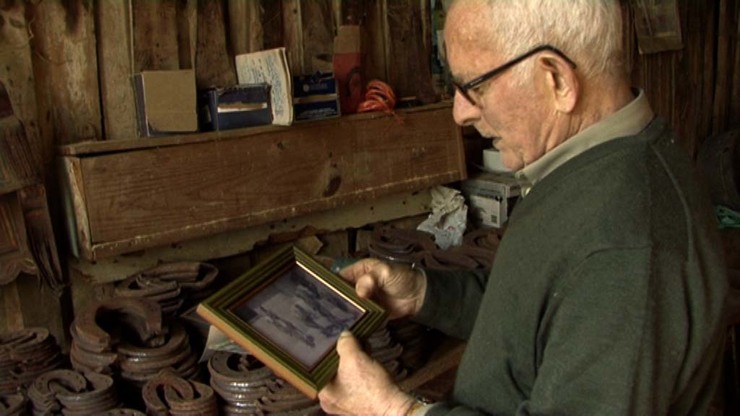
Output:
[416, 118, 728, 415]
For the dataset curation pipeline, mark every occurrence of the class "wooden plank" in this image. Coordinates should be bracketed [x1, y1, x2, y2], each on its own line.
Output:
[282, 0, 304, 75]
[2, 281, 24, 332]
[12, 274, 70, 349]
[714, 0, 740, 134]
[58, 102, 454, 156]
[72, 105, 462, 259]
[176, 0, 197, 69]
[228, 0, 264, 55]
[0, 193, 36, 285]
[28, 0, 101, 145]
[95, 0, 137, 141]
[261, 0, 284, 50]
[731, 1, 740, 128]
[360, 0, 387, 82]
[385, 0, 437, 102]
[298, 0, 336, 74]
[196, 0, 236, 89]
[60, 157, 92, 260]
[69, 190, 433, 283]
[131, 0, 179, 71]
[0, 3, 44, 164]
[677, 0, 717, 158]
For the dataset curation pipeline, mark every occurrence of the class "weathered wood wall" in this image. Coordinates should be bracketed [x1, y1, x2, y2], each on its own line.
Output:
[0, 0, 736, 174]
[625, 0, 740, 157]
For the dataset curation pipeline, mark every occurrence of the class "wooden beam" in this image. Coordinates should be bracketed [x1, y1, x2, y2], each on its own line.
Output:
[131, 0, 179, 71]
[228, 0, 264, 55]
[361, 0, 387, 83]
[195, 0, 237, 89]
[95, 0, 137, 141]
[28, 0, 102, 145]
[282, 0, 304, 75]
[0, 3, 44, 165]
[176, 0, 198, 70]
[69, 190, 433, 284]
[385, 0, 436, 102]
[299, 0, 336, 74]
[261, 0, 284, 50]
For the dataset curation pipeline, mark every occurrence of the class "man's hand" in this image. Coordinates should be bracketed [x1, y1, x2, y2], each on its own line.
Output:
[339, 258, 426, 319]
[318, 331, 415, 415]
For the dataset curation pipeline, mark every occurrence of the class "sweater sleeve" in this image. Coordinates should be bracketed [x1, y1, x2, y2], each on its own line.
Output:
[427, 246, 725, 415]
[522, 246, 723, 415]
[413, 268, 489, 340]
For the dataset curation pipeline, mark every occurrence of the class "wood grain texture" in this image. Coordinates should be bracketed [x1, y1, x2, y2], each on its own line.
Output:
[132, 0, 179, 71]
[95, 0, 137, 141]
[70, 190, 431, 283]
[360, 0, 387, 83]
[228, 0, 263, 55]
[0, 193, 36, 285]
[282, 0, 304, 75]
[262, 0, 284, 50]
[62, 104, 464, 259]
[60, 157, 92, 260]
[385, 0, 436, 102]
[195, 0, 236, 89]
[628, 0, 719, 158]
[0, 116, 39, 193]
[713, 0, 740, 133]
[28, 0, 101, 145]
[0, 4, 44, 164]
[299, 0, 336, 74]
[176, 0, 197, 69]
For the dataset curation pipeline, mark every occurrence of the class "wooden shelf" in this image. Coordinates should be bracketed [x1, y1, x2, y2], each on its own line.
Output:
[59, 103, 466, 261]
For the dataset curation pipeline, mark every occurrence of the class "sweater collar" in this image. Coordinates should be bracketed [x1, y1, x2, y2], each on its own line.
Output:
[515, 89, 654, 196]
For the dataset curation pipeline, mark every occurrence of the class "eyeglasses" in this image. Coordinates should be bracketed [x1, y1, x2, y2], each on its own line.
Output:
[452, 44, 577, 106]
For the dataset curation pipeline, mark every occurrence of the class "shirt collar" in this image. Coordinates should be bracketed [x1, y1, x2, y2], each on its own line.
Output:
[514, 89, 654, 196]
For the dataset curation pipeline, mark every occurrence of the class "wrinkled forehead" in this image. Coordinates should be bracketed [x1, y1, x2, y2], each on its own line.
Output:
[444, 2, 499, 77]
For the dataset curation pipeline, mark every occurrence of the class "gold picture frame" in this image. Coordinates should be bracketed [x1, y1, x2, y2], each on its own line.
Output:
[197, 245, 387, 399]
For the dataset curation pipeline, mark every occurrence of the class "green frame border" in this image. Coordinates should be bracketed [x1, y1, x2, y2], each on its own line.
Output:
[197, 245, 386, 398]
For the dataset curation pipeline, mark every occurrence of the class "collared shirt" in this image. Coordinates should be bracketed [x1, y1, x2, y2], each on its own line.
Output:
[514, 89, 654, 197]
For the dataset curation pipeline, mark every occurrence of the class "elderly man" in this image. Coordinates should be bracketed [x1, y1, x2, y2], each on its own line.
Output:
[318, 0, 728, 415]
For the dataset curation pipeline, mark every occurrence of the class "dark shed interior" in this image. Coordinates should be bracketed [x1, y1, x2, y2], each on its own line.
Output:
[0, 0, 738, 414]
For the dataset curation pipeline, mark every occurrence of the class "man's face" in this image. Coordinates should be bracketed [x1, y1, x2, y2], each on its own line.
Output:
[444, 3, 551, 172]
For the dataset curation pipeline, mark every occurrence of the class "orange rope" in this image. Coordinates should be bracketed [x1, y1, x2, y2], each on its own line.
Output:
[357, 80, 397, 115]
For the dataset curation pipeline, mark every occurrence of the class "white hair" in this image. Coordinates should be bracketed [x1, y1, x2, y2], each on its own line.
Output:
[461, 0, 627, 82]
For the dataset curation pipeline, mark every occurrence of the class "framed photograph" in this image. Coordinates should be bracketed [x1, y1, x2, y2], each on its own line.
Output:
[197, 245, 386, 399]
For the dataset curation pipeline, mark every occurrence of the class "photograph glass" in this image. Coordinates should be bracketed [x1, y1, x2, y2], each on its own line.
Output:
[230, 263, 363, 370]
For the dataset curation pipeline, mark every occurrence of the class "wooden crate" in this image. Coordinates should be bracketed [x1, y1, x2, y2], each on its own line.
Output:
[59, 103, 465, 261]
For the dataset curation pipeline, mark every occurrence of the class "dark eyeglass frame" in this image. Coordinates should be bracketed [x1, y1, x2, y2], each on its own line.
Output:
[453, 44, 577, 106]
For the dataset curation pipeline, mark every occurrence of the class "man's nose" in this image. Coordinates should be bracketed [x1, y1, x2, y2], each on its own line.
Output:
[452, 90, 481, 127]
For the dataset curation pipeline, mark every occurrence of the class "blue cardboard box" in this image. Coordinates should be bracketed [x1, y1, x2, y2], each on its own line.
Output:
[292, 73, 340, 121]
[201, 83, 272, 131]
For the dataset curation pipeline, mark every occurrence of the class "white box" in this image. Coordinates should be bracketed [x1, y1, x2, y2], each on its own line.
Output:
[461, 172, 520, 228]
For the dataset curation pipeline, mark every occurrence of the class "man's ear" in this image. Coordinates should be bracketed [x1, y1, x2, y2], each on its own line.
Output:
[537, 55, 579, 113]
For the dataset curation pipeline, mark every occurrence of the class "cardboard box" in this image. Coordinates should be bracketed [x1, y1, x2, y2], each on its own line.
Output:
[460, 171, 521, 228]
[201, 83, 272, 131]
[133, 70, 198, 137]
[292, 73, 340, 121]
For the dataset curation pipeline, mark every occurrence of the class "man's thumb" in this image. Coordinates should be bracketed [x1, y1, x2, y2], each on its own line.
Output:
[335, 330, 360, 356]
